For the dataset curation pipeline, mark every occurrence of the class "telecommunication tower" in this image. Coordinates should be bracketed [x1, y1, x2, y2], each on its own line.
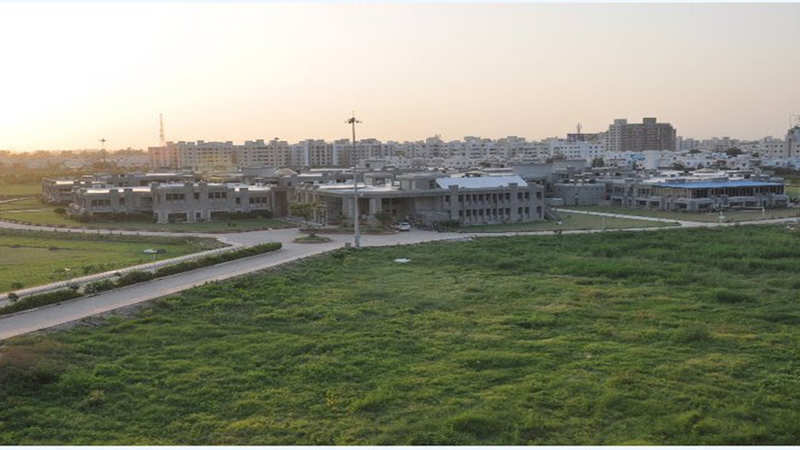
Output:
[159, 114, 166, 145]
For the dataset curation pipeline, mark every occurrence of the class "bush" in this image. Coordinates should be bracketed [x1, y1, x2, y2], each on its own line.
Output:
[0, 289, 81, 316]
[83, 279, 115, 294]
[114, 271, 155, 287]
[7, 292, 19, 302]
[53, 207, 66, 215]
[154, 243, 282, 278]
[10, 281, 23, 290]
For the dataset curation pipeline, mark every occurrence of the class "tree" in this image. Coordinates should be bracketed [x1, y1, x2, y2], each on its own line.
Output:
[671, 162, 686, 171]
[689, 149, 701, 154]
[289, 203, 316, 221]
[591, 157, 605, 168]
[726, 147, 743, 157]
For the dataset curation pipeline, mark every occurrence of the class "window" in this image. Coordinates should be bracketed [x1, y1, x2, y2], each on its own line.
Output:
[119, 198, 125, 205]
[445, 195, 450, 203]
[536, 191, 542, 199]
[458, 194, 464, 202]
[194, 192, 200, 200]
[524, 192, 530, 200]
[505, 192, 511, 200]
[518, 207, 523, 214]
[236, 197, 241, 205]
[517, 193, 523, 200]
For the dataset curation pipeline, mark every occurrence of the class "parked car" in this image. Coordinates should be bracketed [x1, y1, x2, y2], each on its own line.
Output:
[395, 222, 411, 232]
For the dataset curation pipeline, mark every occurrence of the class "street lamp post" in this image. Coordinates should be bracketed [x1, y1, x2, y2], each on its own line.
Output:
[346, 114, 362, 248]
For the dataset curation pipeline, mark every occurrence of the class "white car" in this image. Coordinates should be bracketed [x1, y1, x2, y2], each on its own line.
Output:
[396, 222, 411, 232]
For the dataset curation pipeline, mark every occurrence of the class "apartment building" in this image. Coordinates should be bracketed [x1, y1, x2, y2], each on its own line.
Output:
[606, 118, 677, 152]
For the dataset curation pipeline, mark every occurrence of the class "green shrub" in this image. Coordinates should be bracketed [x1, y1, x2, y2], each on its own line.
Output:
[0, 289, 82, 316]
[84, 279, 115, 294]
[10, 281, 23, 290]
[154, 243, 282, 278]
[114, 271, 155, 287]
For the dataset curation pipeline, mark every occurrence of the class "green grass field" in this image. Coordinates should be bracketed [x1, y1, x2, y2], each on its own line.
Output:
[461, 212, 675, 232]
[0, 183, 40, 198]
[0, 198, 295, 233]
[2, 226, 800, 444]
[567, 205, 800, 223]
[0, 230, 224, 293]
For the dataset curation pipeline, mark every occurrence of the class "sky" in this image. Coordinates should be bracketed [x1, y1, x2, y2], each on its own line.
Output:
[1, 2, 799, 151]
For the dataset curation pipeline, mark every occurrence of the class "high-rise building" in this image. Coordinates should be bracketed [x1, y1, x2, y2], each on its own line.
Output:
[786, 126, 800, 158]
[606, 117, 676, 152]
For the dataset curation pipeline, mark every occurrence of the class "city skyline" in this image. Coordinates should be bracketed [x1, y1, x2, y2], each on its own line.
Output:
[1, 2, 799, 151]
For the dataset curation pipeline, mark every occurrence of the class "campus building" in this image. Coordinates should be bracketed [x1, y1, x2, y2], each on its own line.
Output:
[293, 172, 545, 227]
[608, 179, 787, 212]
[68, 182, 290, 224]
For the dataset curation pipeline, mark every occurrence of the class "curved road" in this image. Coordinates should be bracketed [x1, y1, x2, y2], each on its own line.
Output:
[1, 213, 798, 341]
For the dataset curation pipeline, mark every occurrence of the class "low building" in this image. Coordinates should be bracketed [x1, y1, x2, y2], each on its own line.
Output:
[552, 183, 607, 207]
[41, 178, 77, 204]
[609, 179, 787, 212]
[294, 173, 545, 227]
[69, 182, 288, 224]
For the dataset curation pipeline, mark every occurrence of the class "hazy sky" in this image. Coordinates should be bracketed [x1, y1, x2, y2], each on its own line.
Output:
[1, 2, 799, 151]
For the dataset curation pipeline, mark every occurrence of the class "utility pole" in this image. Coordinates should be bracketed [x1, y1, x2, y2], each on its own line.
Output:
[346, 114, 362, 248]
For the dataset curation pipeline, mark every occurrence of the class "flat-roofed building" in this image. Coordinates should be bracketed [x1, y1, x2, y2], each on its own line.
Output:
[609, 179, 787, 212]
[293, 173, 544, 227]
[69, 182, 285, 224]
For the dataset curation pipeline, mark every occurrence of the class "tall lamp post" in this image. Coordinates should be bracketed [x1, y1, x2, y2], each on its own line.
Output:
[346, 114, 361, 248]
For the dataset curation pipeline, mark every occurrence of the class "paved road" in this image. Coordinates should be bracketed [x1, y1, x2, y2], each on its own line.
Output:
[2, 214, 799, 341]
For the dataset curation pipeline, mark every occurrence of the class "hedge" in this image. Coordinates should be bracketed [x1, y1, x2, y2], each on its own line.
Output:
[154, 242, 282, 277]
[0, 289, 82, 316]
[0, 242, 282, 316]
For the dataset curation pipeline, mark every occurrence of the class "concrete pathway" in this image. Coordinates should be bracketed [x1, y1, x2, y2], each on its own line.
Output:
[2, 215, 800, 341]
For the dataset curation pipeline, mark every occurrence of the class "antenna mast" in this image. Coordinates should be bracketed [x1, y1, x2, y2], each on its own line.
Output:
[159, 113, 166, 145]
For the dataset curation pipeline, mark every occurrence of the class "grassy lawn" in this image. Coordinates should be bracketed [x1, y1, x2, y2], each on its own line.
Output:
[0, 230, 224, 293]
[0, 199, 295, 233]
[567, 205, 800, 223]
[0, 183, 40, 198]
[460, 212, 675, 233]
[0, 197, 47, 212]
[3, 226, 800, 444]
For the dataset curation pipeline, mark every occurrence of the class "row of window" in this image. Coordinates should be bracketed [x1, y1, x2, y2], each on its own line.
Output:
[450, 191, 540, 203]
[458, 206, 540, 218]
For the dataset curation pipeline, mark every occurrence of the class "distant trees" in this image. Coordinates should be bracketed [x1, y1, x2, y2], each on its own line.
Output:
[726, 147, 743, 157]
[591, 157, 605, 168]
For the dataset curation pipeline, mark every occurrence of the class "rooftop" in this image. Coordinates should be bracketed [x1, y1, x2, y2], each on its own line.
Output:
[436, 175, 527, 189]
[655, 180, 783, 189]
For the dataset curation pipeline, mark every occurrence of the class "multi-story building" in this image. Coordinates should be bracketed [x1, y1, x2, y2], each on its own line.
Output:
[68, 181, 288, 224]
[292, 173, 545, 227]
[786, 126, 800, 158]
[606, 117, 677, 152]
[607, 178, 787, 212]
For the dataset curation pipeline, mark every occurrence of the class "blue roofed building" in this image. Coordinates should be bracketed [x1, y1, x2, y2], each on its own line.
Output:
[609, 178, 788, 212]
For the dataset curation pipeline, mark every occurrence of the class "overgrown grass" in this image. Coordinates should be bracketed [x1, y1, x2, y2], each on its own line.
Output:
[0, 229, 224, 292]
[460, 212, 674, 232]
[569, 205, 800, 222]
[2, 226, 800, 444]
